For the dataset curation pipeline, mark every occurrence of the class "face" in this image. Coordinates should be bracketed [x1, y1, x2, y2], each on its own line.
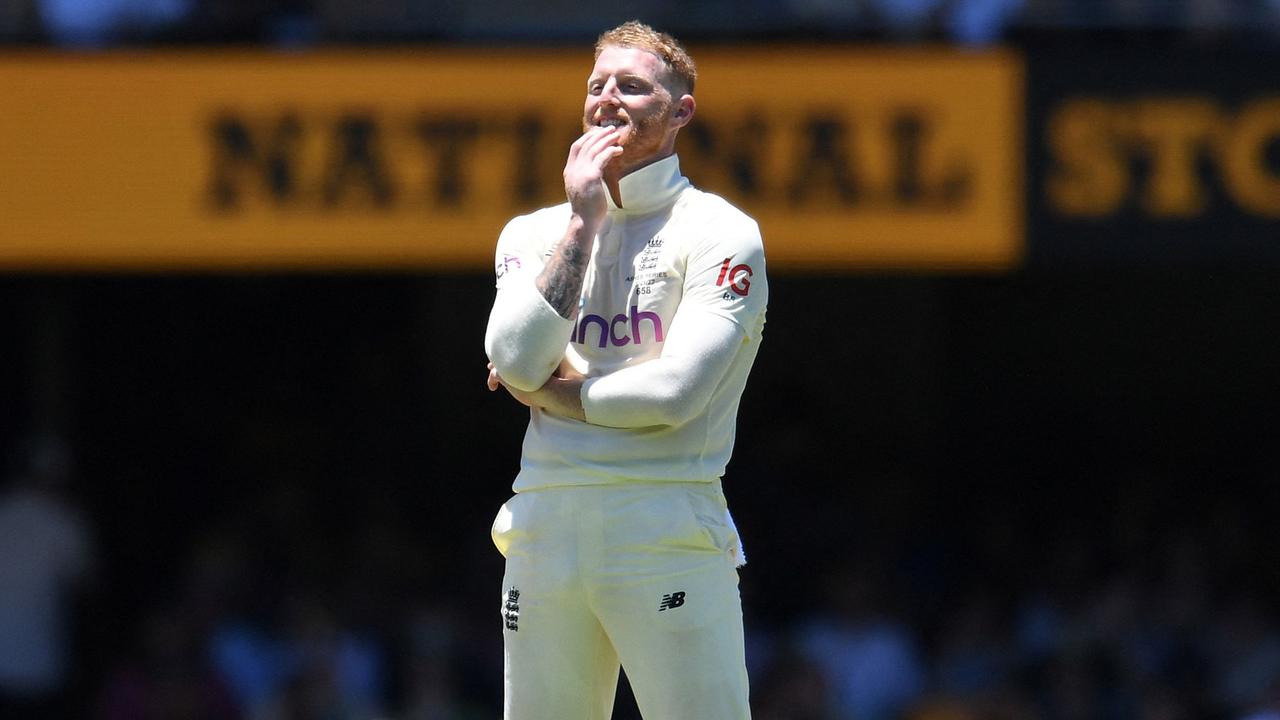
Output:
[583, 45, 687, 173]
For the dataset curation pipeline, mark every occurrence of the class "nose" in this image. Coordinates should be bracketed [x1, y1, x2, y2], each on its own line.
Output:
[598, 78, 622, 105]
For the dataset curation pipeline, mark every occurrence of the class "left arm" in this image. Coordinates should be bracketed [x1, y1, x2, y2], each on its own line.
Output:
[580, 309, 742, 427]
[487, 308, 742, 426]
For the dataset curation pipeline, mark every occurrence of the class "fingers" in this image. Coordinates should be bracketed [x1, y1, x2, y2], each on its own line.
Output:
[564, 126, 621, 218]
[574, 124, 617, 148]
[572, 131, 622, 181]
[585, 124, 620, 150]
[569, 126, 620, 167]
[592, 144, 624, 171]
[566, 126, 602, 162]
[570, 125, 608, 148]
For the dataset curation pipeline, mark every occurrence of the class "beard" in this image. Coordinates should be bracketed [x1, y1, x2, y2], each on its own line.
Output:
[583, 97, 674, 169]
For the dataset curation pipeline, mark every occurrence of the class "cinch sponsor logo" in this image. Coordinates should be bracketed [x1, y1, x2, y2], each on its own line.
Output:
[495, 253, 521, 278]
[571, 305, 665, 348]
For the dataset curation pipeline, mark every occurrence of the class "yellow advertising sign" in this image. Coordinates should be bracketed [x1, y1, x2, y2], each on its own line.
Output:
[0, 49, 1022, 270]
[1047, 96, 1280, 218]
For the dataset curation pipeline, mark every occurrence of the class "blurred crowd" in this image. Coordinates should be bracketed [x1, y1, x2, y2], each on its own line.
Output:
[750, 533, 1280, 720]
[3, 433, 1279, 719]
[2, 0, 1280, 46]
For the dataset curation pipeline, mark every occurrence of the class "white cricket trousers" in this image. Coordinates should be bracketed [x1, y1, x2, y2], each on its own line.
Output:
[491, 480, 751, 720]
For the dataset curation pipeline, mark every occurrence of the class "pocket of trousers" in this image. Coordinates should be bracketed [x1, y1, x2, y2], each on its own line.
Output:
[681, 486, 746, 567]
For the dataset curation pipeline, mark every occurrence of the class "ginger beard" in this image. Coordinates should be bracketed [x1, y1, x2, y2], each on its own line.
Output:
[583, 94, 675, 173]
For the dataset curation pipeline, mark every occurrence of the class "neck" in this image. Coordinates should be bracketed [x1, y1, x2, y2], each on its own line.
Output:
[603, 166, 623, 208]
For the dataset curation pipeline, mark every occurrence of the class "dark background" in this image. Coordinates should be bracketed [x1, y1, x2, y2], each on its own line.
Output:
[5, 268, 1278, 718]
[3, 2, 1280, 719]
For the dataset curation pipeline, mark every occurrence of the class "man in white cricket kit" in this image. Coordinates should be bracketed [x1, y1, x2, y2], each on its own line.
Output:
[484, 20, 766, 720]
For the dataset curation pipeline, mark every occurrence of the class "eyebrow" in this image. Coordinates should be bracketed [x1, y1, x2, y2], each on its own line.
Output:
[587, 72, 649, 86]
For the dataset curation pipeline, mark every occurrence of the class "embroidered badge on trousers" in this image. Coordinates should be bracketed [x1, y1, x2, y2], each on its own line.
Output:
[503, 588, 521, 631]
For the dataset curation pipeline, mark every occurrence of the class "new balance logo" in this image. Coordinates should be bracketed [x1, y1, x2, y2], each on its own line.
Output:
[658, 591, 686, 612]
[503, 588, 521, 631]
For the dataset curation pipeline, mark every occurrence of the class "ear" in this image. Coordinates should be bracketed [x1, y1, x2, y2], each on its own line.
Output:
[670, 94, 696, 129]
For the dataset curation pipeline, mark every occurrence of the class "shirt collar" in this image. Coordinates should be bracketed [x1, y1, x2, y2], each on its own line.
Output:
[606, 154, 689, 214]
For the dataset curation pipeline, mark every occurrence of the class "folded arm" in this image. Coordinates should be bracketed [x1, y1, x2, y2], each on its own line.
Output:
[581, 308, 743, 427]
[487, 307, 742, 427]
[484, 273, 576, 392]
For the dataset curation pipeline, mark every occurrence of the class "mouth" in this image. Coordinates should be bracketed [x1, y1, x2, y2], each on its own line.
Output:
[595, 117, 629, 129]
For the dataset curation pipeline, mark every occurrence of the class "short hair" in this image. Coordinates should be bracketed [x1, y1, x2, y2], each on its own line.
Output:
[595, 20, 696, 95]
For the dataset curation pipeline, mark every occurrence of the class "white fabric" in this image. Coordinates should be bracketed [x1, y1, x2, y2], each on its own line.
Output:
[485, 154, 768, 491]
[485, 273, 575, 392]
[580, 307, 740, 428]
[491, 480, 750, 719]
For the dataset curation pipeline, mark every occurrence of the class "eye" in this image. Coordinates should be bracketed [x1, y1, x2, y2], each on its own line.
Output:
[588, 83, 603, 95]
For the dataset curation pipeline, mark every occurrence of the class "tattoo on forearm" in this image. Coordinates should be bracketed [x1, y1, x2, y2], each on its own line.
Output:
[537, 244, 588, 319]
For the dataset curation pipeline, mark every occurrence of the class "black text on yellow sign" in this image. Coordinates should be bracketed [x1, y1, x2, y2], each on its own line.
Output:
[1047, 96, 1280, 219]
[211, 108, 981, 214]
[0, 50, 1022, 270]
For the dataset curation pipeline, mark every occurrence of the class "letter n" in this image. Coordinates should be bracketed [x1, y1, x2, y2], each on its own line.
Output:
[578, 314, 610, 348]
[208, 113, 302, 210]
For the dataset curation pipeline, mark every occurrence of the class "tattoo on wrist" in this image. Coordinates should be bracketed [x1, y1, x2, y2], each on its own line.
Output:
[537, 244, 587, 318]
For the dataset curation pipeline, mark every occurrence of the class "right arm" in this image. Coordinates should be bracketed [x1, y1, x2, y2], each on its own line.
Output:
[484, 126, 622, 392]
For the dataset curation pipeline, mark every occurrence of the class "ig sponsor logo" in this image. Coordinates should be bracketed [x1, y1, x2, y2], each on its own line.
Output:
[715, 257, 754, 297]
